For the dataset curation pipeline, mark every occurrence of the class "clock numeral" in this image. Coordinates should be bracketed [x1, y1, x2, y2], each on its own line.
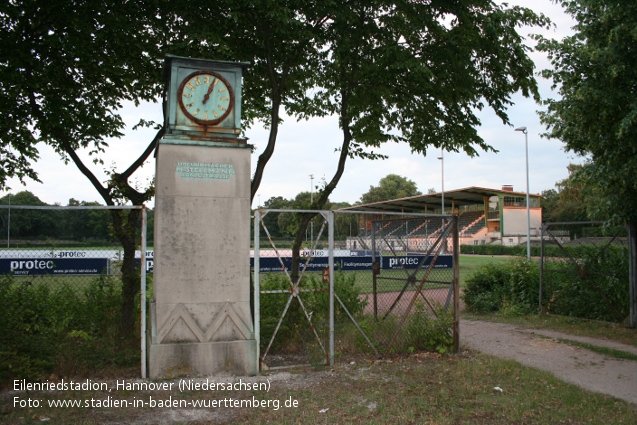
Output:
[213, 111, 219, 118]
[218, 87, 228, 93]
[218, 105, 226, 111]
[194, 76, 202, 85]
[186, 82, 195, 91]
[203, 111, 209, 120]
[183, 93, 192, 98]
[204, 75, 211, 84]
[184, 102, 194, 108]
[193, 108, 200, 116]
[220, 97, 229, 101]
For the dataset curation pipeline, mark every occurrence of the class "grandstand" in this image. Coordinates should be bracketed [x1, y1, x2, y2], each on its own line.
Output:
[340, 185, 542, 248]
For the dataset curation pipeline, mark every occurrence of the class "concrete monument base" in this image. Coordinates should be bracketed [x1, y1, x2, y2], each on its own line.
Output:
[148, 340, 257, 378]
[149, 140, 257, 378]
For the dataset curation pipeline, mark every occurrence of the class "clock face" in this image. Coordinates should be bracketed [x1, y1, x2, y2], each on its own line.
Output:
[177, 71, 234, 125]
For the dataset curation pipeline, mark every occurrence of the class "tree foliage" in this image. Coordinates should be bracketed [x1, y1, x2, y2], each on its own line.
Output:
[1, 0, 552, 332]
[0, 191, 57, 239]
[541, 163, 594, 223]
[0, 0, 166, 194]
[285, 1, 550, 280]
[169, 0, 329, 200]
[535, 0, 637, 223]
[0, 0, 169, 335]
[0, 192, 117, 241]
[360, 174, 421, 204]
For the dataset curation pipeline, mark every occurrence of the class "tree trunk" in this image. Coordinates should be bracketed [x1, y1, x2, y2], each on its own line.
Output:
[290, 213, 315, 284]
[111, 208, 142, 338]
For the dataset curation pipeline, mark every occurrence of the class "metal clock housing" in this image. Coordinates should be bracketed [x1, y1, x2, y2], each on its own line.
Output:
[177, 71, 234, 126]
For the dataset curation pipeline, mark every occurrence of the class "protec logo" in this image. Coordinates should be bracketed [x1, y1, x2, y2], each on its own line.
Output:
[10, 260, 55, 272]
[388, 257, 420, 268]
[57, 251, 87, 258]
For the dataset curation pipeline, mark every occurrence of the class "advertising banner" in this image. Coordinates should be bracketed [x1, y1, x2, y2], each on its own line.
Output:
[251, 254, 452, 273]
[0, 258, 109, 276]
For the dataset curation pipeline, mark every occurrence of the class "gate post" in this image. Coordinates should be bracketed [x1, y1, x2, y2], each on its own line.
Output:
[629, 219, 637, 329]
[452, 215, 460, 353]
[539, 223, 546, 314]
[328, 211, 335, 366]
[254, 210, 261, 368]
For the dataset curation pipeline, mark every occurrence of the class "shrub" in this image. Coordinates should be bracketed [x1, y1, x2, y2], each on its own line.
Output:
[355, 303, 454, 355]
[462, 258, 539, 315]
[0, 274, 138, 385]
[543, 245, 629, 322]
[463, 245, 629, 323]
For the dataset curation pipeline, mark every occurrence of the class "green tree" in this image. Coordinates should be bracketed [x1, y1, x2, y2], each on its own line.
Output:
[332, 201, 358, 241]
[260, 196, 292, 239]
[535, 0, 637, 224]
[277, 192, 331, 239]
[2, 0, 551, 333]
[542, 164, 592, 223]
[0, 0, 167, 335]
[535, 0, 637, 327]
[360, 174, 421, 204]
[0, 191, 58, 239]
[62, 199, 112, 242]
[286, 0, 550, 282]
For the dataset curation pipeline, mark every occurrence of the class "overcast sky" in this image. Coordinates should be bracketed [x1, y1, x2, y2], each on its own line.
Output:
[5, 0, 581, 208]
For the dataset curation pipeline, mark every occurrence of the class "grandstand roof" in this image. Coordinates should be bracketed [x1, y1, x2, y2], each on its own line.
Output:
[340, 186, 541, 213]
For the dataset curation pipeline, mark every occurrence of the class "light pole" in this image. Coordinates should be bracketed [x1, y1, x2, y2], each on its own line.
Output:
[309, 174, 314, 243]
[7, 192, 10, 248]
[515, 126, 531, 259]
[438, 149, 445, 253]
[437, 149, 444, 215]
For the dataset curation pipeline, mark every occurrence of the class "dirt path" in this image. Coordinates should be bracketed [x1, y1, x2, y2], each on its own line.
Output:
[460, 320, 637, 405]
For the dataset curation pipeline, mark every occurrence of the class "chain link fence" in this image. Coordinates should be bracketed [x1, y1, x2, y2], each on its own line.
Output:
[0, 205, 148, 381]
[358, 213, 458, 356]
[540, 222, 629, 322]
[253, 209, 459, 370]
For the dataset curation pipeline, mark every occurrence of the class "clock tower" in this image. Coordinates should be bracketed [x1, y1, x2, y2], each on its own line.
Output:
[149, 55, 257, 378]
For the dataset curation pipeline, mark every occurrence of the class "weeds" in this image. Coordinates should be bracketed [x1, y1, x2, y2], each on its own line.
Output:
[0, 274, 139, 385]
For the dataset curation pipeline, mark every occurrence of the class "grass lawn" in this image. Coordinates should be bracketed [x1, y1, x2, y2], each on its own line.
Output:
[3, 353, 636, 424]
[458, 254, 519, 286]
[259, 254, 516, 295]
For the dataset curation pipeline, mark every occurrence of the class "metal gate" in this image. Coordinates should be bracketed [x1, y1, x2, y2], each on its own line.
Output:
[358, 213, 459, 355]
[253, 209, 459, 370]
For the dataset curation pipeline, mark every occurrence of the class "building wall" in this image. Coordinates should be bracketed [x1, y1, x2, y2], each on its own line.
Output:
[502, 207, 542, 236]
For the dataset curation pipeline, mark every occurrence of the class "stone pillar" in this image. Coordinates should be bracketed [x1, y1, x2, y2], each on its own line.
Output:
[148, 140, 257, 378]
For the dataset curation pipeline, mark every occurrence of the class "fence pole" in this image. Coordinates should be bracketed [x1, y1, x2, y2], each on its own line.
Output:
[539, 223, 545, 313]
[452, 215, 460, 353]
[629, 219, 637, 329]
[328, 211, 335, 366]
[140, 206, 148, 379]
[254, 210, 261, 369]
[371, 224, 377, 319]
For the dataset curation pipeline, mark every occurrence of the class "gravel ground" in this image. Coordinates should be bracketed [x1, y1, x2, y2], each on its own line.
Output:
[460, 320, 637, 405]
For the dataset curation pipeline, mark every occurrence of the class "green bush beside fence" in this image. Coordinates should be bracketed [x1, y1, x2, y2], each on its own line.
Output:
[0, 275, 139, 384]
[462, 245, 630, 323]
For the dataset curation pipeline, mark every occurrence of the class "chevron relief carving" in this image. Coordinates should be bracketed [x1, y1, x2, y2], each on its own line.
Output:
[158, 303, 253, 344]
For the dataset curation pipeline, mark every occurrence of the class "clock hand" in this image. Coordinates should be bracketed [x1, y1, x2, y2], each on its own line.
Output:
[202, 79, 217, 104]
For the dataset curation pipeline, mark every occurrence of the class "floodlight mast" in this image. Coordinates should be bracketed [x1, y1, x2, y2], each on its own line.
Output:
[438, 149, 445, 253]
[437, 149, 444, 215]
[515, 126, 531, 259]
